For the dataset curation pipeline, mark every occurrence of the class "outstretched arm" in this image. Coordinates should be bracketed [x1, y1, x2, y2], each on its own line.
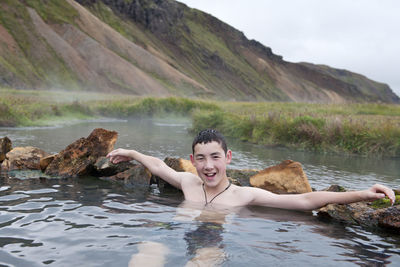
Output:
[249, 184, 395, 210]
[107, 148, 183, 189]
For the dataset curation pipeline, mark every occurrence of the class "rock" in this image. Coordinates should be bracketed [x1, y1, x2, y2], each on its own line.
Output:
[45, 128, 118, 177]
[164, 157, 197, 175]
[318, 202, 366, 225]
[156, 157, 196, 193]
[93, 156, 135, 177]
[318, 190, 400, 232]
[40, 154, 56, 171]
[0, 136, 12, 163]
[318, 202, 400, 232]
[226, 169, 258, 186]
[104, 164, 152, 188]
[249, 160, 312, 194]
[378, 207, 400, 231]
[322, 184, 347, 192]
[1, 146, 50, 171]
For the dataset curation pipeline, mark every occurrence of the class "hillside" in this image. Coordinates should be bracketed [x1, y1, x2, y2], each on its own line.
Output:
[0, 0, 398, 103]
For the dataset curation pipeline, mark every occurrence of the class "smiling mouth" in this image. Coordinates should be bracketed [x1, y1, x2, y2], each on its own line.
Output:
[204, 173, 216, 180]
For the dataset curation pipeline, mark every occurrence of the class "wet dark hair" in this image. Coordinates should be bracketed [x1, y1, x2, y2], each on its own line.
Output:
[192, 129, 228, 154]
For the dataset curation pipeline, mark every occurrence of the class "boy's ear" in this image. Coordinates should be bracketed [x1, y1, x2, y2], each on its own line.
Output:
[225, 150, 232, 164]
[190, 154, 195, 164]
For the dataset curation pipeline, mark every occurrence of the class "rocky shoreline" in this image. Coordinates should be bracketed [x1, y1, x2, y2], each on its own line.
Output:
[1, 128, 399, 233]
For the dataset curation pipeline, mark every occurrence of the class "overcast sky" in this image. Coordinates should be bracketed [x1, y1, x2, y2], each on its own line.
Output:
[178, 0, 400, 97]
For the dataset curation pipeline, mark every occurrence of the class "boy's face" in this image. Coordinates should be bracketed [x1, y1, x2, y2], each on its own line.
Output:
[190, 141, 232, 188]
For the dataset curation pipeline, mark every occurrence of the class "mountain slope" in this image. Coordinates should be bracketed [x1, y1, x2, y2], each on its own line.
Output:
[0, 0, 398, 103]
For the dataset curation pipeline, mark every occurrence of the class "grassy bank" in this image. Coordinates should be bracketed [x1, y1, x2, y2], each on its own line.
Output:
[191, 102, 400, 157]
[1, 88, 400, 157]
[0, 88, 219, 126]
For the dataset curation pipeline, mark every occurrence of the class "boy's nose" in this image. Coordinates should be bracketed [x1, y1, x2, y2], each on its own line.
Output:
[204, 159, 213, 169]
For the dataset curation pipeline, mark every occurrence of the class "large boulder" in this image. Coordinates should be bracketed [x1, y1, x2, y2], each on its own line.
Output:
[249, 160, 312, 194]
[0, 136, 12, 163]
[1, 146, 50, 171]
[44, 128, 118, 177]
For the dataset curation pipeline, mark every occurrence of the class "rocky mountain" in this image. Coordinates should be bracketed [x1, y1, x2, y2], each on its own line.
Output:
[0, 0, 398, 103]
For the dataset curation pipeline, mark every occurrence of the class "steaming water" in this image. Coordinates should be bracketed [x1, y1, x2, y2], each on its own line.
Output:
[0, 117, 399, 266]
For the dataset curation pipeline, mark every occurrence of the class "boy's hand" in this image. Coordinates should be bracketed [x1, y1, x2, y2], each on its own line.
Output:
[106, 148, 133, 164]
[363, 184, 395, 205]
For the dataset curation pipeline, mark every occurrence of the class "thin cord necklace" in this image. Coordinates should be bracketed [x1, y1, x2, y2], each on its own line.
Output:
[202, 180, 232, 206]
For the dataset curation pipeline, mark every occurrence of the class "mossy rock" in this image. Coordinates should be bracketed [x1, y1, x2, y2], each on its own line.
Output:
[371, 193, 400, 209]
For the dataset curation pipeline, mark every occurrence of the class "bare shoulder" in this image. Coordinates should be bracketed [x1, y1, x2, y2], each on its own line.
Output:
[227, 185, 257, 206]
[180, 172, 202, 186]
[230, 185, 278, 206]
[179, 172, 204, 202]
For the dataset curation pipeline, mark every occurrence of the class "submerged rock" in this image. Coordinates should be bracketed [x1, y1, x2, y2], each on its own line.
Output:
[250, 160, 312, 194]
[1, 146, 50, 171]
[378, 206, 400, 231]
[318, 188, 400, 232]
[226, 169, 258, 187]
[318, 202, 400, 232]
[44, 128, 118, 177]
[103, 164, 153, 188]
[0, 136, 12, 163]
[93, 156, 135, 177]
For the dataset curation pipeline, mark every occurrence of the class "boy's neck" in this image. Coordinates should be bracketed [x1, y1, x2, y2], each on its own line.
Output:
[204, 176, 230, 194]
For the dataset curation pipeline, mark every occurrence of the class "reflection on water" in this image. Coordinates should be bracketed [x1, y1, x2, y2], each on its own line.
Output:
[0, 117, 400, 266]
[0, 173, 400, 266]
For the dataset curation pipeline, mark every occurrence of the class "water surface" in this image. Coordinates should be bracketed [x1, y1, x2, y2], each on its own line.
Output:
[0, 118, 399, 266]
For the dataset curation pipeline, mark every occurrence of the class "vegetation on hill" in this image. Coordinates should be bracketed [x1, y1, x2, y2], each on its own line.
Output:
[0, 0, 398, 103]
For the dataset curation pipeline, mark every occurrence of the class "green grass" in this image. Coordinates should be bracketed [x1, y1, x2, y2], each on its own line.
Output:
[191, 101, 400, 157]
[1, 88, 400, 157]
[25, 0, 79, 25]
[0, 88, 219, 126]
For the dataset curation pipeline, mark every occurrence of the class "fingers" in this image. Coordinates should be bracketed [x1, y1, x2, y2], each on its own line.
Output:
[106, 148, 121, 158]
[373, 184, 395, 205]
[106, 149, 122, 164]
[110, 157, 121, 164]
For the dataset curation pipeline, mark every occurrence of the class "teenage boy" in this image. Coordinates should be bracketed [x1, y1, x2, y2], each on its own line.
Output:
[107, 129, 395, 209]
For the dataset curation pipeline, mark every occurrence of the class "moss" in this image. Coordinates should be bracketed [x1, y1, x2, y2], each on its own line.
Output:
[371, 195, 400, 209]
